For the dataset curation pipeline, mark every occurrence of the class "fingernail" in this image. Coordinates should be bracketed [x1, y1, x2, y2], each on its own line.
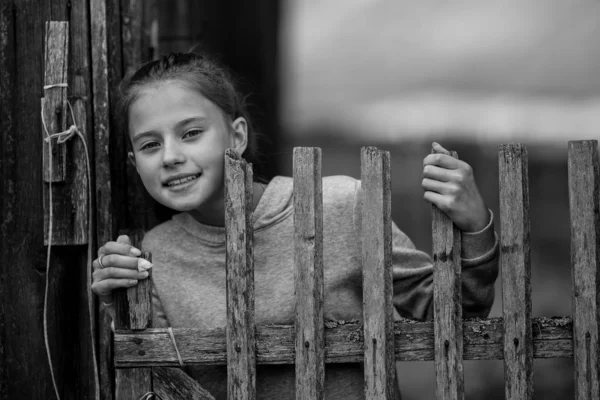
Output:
[138, 258, 153, 272]
[129, 279, 138, 285]
[138, 271, 149, 279]
[130, 247, 142, 256]
[432, 142, 440, 147]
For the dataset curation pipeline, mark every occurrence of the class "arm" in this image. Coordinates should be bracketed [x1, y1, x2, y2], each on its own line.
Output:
[389, 211, 498, 321]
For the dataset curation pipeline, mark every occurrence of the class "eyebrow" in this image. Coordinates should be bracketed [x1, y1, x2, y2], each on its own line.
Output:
[132, 117, 207, 143]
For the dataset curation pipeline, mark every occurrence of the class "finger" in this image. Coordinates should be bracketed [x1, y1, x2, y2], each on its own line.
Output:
[423, 190, 450, 211]
[432, 142, 450, 155]
[92, 278, 139, 298]
[94, 253, 149, 272]
[99, 239, 142, 258]
[94, 266, 149, 281]
[422, 165, 457, 182]
[423, 153, 461, 169]
[422, 178, 455, 195]
[117, 234, 132, 246]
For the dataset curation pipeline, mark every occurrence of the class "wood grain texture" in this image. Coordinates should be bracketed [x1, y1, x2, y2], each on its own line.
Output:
[91, 0, 114, 398]
[153, 367, 216, 400]
[224, 149, 256, 400]
[293, 147, 325, 400]
[115, 251, 153, 399]
[361, 147, 395, 399]
[431, 148, 464, 400]
[42, 21, 90, 245]
[568, 140, 600, 400]
[42, 21, 68, 183]
[114, 317, 574, 366]
[91, 0, 112, 247]
[0, 1, 15, 397]
[499, 143, 533, 400]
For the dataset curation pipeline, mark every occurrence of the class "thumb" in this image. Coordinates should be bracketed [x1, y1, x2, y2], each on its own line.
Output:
[432, 142, 450, 155]
[116, 234, 132, 246]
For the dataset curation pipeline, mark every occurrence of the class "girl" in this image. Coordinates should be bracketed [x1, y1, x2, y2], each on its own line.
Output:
[92, 52, 498, 399]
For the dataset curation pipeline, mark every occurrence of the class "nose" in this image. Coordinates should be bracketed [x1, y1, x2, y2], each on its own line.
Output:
[161, 140, 185, 167]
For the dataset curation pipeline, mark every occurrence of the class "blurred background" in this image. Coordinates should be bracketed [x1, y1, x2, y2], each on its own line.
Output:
[157, 0, 600, 398]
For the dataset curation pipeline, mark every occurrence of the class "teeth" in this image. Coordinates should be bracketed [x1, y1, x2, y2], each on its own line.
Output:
[167, 174, 198, 186]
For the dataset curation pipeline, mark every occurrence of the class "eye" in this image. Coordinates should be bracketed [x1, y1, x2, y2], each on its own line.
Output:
[183, 128, 203, 139]
[140, 141, 160, 151]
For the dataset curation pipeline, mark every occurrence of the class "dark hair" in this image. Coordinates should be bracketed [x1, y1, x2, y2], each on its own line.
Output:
[118, 52, 261, 167]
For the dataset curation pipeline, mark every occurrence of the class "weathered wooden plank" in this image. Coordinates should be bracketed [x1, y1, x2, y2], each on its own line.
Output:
[115, 251, 153, 399]
[152, 367, 216, 400]
[114, 317, 574, 366]
[224, 149, 256, 400]
[568, 140, 600, 400]
[0, 1, 15, 396]
[42, 21, 68, 183]
[115, 368, 152, 400]
[91, 0, 114, 398]
[293, 147, 325, 400]
[499, 143, 533, 399]
[91, 0, 113, 248]
[431, 147, 464, 400]
[360, 147, 395, 399]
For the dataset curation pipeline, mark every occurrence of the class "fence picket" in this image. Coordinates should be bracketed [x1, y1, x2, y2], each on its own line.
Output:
[499, 143, 533, 399]
[431, 149, 464, 400]
[361, 147, 395, 399]
[224, 149, 256, 400]
[114, 251, 153, 399]
[568, 140, 600, 400]
[293, 147, 325, 400]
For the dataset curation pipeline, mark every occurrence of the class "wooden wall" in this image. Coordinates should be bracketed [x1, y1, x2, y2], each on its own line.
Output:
[0, 0, 281, 399]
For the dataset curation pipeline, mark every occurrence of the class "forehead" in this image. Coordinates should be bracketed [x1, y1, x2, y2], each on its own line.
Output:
[128, 81, 224, 134]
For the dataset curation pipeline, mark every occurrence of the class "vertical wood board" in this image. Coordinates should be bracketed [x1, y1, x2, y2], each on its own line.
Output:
[568, 140, 600, 400]
[499, 143, 533, 400]
[224, 149, 256, 400]
[431, 148, 464, 400]
[361, 146, 395, 399]
[293, 147, 325, 400]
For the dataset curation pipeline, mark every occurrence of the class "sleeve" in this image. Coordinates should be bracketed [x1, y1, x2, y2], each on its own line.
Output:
[353, 181, 499, 321]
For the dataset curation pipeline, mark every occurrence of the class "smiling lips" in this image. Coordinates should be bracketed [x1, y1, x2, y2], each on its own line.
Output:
[164, 173, 201, 187]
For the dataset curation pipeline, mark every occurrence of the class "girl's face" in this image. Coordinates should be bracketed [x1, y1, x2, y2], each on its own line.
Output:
[128, 81, 247, 225]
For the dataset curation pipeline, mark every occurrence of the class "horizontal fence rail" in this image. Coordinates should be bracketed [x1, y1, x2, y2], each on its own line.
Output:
[113, 317, 574, 367]
[112, 141, 600, 400]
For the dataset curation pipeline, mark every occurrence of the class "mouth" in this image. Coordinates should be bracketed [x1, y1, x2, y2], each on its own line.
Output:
[163, 173, 202, 187]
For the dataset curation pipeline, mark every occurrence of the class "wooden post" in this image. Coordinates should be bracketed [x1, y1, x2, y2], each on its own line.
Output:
[499, 143, 533, 400]
[42, 21, 69, 183]
[42, 21, 89, 246]
[361, 146, 395, 399]
[114, 251, 153, 399]
[568, 140, 600, 400]
[293, 147, 325, 400]
[431, 148, 464, 400]
[90, 0, 115, 398]
[224, 149, 256, 400]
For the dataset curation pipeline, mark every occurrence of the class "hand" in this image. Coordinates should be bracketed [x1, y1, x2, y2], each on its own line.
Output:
[422, 142, 489, 232]
[91, 235, 152, 306]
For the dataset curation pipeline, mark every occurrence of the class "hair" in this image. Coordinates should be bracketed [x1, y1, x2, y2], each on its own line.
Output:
[118, 52, 262, 168]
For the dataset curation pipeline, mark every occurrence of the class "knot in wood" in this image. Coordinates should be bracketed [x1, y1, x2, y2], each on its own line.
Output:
[235, 344, 241, 352]
[132, 337, 143, 345]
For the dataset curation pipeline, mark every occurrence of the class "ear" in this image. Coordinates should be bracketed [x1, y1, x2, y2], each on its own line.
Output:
[128, 151, 137, 170]
[230, 117, 248, 155]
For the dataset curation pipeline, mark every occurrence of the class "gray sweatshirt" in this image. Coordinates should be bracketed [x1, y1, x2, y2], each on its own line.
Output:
[142, 175, 499, 399]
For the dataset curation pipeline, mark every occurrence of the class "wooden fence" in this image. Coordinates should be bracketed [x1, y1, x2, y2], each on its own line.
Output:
[112, 140, 598, 399]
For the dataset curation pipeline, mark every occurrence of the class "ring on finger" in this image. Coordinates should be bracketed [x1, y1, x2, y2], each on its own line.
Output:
[98, 254, 107, 269]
